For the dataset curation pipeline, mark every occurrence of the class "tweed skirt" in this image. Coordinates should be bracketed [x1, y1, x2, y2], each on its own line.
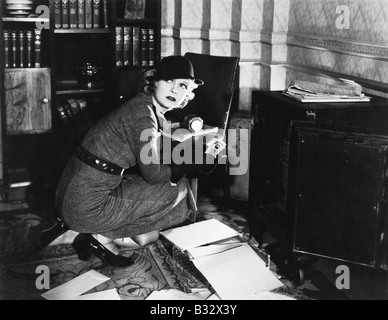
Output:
[55, 156, 192, 239]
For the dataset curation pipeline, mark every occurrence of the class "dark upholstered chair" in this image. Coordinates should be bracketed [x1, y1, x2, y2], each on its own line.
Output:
[166, 52, 240, 218]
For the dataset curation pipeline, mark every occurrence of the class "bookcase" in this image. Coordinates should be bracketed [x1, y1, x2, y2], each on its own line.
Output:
[0, 0, 54, 203]
[0, 0, 161, 204]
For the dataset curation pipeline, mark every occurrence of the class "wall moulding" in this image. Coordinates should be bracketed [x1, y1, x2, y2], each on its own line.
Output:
[287, 33, 388, 62]
[260, 31, 288, 45]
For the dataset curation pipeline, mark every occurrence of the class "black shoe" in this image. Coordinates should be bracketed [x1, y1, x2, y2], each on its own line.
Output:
[72, 234, 136, 268]
[31, 217, 70, 255]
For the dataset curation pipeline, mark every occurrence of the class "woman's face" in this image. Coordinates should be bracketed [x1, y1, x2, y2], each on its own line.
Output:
[153, 79, 191, 112]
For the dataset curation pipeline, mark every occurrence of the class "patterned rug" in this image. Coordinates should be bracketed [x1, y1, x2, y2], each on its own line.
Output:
[0, 195, 321, 300]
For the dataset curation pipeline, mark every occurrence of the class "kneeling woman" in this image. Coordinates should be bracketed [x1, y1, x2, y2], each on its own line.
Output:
[37, 56, 203, 266]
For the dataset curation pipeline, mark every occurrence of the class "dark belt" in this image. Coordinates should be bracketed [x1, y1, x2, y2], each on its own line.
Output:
[75, 146, 125, 176]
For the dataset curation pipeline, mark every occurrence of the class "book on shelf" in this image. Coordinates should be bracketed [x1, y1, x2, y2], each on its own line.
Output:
[11, 31, 17, 68]
[115, 26, 124, 67]
[69, 0, 78, 28]
[148, 28, 155, 66]
[56, 102, 71, 122]
[102, 0, 109, 28]
[140, 28, 149, 67]
[18, 31, 25, 68]
[123, 26, 133, 66]
[26, 31, 33, 68]
[93, 0, 101, 28]
[4, 30, 10, 68]
[56, 99, 92, 129]
[34, 30, 42, 68]
[61, 0, 70, 29]
[77, 0, 85, 28]
[54, 0, 62, 28]
[4, 29, 40, 69]
[67, 98, 81, 116]
[85, 0, 93, 28]
[132, 26, 141, 66]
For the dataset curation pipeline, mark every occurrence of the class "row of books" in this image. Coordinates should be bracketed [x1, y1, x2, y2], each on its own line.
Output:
[3, 30, 41, 69]
[115, 26, 156, 68]
[54, 0, 109, 29]
[56, 98, 93, 131]
[282, 79, 371, 103]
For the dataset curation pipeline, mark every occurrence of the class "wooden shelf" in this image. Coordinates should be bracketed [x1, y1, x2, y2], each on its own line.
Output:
[2, 17, 49, 23]
[5, 67, 50, 72]
[54, 28, 111, 34]
[56, 87, 107, 95]
[115, 18, 158, 25]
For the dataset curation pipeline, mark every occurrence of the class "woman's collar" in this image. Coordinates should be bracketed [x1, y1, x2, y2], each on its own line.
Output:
[151, 96, 166, 115]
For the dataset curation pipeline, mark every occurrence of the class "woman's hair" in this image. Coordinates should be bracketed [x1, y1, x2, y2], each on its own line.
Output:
[144, 79, 197, 109]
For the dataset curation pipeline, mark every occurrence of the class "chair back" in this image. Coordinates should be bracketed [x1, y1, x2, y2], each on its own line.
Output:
[166, 53, 240, 134]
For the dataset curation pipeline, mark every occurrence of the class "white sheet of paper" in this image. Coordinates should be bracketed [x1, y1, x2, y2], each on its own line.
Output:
[146, 289, 206, 300]
[72, 289, 122, 300]
[41, 270, 110, 300]
[160, 219, 239, 251]
[192, 244, 284, 300]
[186, 242, 243, 260]
[251, 292, 296, 300]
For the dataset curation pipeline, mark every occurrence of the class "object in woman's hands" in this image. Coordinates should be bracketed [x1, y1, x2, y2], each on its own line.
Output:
[205, 137, 226, 158]
[181, 114, 204, 132]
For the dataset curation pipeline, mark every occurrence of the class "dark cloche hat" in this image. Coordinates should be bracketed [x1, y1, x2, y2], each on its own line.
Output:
[146, 55, 204, 86]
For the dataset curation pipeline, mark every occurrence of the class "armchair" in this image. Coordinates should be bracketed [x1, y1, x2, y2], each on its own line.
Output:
[165, 52, 240, 213]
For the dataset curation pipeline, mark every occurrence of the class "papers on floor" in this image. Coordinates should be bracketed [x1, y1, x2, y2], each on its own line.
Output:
[146, 288, 214, 300]
[283, 79, 370, 103]
[72, 289, 121, 300]
[192, 243, 283, 300]
[160, 219, 285, 300]
[186, 240, 242, 260]
[160, 218, 240, 252]
[41, 270, 121, 300]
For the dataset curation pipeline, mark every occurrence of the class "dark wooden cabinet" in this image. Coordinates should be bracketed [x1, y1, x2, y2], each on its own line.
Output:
[248, 90, 388, 254]
[288, 122, 388, 269]
[248, 90, 388, 282]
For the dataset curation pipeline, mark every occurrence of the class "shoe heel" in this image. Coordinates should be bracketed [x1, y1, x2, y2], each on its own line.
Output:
[87, 235, 136, 267]
[31, 218, 70, 256]
[72, 234, 92, 261]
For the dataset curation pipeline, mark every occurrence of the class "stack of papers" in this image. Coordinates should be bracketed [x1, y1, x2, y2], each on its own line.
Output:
[283, 79, 370, 103]
[160, 219, 240, 252]
[160, 219, 286, 300]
